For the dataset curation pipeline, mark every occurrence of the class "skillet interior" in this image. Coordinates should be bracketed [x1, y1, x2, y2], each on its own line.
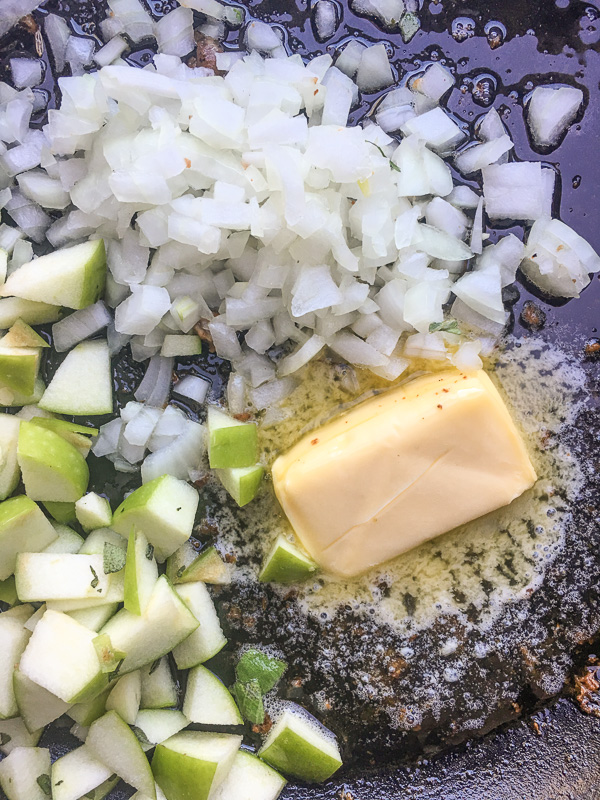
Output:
[2, 0, 600, 797]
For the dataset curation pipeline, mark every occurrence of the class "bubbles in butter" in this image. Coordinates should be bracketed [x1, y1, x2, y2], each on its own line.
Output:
[216, 337, 587, 639]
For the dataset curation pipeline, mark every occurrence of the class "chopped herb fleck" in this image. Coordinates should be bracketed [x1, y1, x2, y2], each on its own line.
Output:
[89, 566, 99, 590]
[429, 319, 462, 336]
[367, 141, 401, 172]
[149, 658, 161, 675]
[103, 542, 126, 575]
[145, 543, 154, 561]
[234, 679, 264, 724]
[37, 774, 51, 796]
[131, 726, 152, 747]
[236, 648, 287, 694]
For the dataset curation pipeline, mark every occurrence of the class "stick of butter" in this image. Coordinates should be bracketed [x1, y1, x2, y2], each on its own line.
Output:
[272, 369, 537, 578]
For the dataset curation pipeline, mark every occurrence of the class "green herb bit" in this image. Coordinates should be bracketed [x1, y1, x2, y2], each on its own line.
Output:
[37, 775, 51, 796]
[145, 543, 154, 561]
[103, 542, 126, 575]
[236, 648, 287, 694]
[89, 565, 99, 590]
[429, 319, 462, 336]
[149, 658, 161, 675]
[367, 141, 401, 173]
[131, 726, 152, 747]
[234, 679, 265, 725]
[0, 733, 10, 746]
[400, 11, 421, 43]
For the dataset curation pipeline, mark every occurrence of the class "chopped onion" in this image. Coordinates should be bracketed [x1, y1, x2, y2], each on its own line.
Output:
[141, 420, 205, 483]
[92, 417, 123, 458]
[155, 7, 195, 57]
[173, 374, 211, 404]
[10, 58, 42, 89]
[356, 44, 394, 93]
[52, 301, 112, 352]
[135, 354, 173, 407]
[526, 85, 583, 149]
[148, 404, 188, 451]
[313, 0, 339, 42]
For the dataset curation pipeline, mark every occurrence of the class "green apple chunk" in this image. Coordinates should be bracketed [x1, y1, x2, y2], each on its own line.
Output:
[87, 710, 156, 799]
[75, 492, 112, 531]
[216, 464, 264, 507]
[15, 553, 110, 602]
[124, 530, 159, 616]
[85, 774, 121, 800]
[208, 406, 258, 469]
[0, 346, 40, 395]
[0, 239, 107, 310]
[52, 745, 114, 800]
[0, 716, 42, 755]
[0, 495, 57, 581]
[43, 500, 77, 524]
[67, 686, 111, 727]
[134, 709, 187, 750]
[112, 474, 199, 563]
[1, 604, 34, 623]
[258, 706, 343, 783]
[152, 731, 242, 800]
[0, 298, 61, 329]
[68, 603, 119, 632]
[0, 376, 44, 408]
[259, 535, 318, 584]
[140, 658, 178, 710]
[211, 750, 286, 800]
[105, 670, 141, 725]
[0, 319, 49, 349]
[172, 582, 227, 669]
[18, 421, 89, 503]
[43, 522, 85, 555]
[0, 746, 51, 800]
[19, 609, 106, 704]
[183, 665, 242, 726]
[31, 417, 97, 457]
[100, 575, 199, 674]
[39, 340, 113, 416]
[0, 414, 21, 502]
[167, 543, 232, 585]
[0, 575, 18, 605]
[13, 669, 71, 732]
[0, 616, 31, 719]
[160, 334, 202, 357]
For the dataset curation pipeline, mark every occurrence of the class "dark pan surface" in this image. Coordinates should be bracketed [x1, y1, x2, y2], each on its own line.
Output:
[2, 0, 600, 797]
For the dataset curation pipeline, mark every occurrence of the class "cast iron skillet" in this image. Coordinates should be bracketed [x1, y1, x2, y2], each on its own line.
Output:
[2, 0, 600, 797]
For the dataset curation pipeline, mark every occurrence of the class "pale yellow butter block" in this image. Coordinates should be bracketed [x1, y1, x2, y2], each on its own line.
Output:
[272, 369, 537, 578]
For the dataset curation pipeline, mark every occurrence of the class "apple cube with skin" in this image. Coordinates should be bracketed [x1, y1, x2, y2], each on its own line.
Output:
[134, 710, 188, 750]
[87, 711, 156, 800]
[31, 417, 98, 458]
[259, 535, 318, 585]
[39, 340, 113, 416]
[75, 492, 112, 531]
[183, 665, 242, 726]
[140, 658, 178, 710]
[207, 406, 258, 469]
[0, 376, 44, 408]
[15, 553, 110, 602]
[43, 523, 85, 555]
[99, 575, 199, 674]
[43, 501, 77, 524]
[172, 582, 227, 669]
[211, 751, 286, 800]
[167, 542, 232, 585]
[0, 297, 61, 329]
[124, 530, 159, 615]
[258, 706, 343, 783]
[18, 610, 107, 704]
[0, 495, 58, 581]
[0, 616, 31, 719]
[51, 745, 115, 800]
[216, 464, 264, 507]
[0, 414, 21, 502]
[0, 319, 49, 349]
[0, 347, 40, 395]
[112, 474, 199, 563]
[0, 746, 51, 800]
[152, 731, 242, 800]
[0, 576, 18, 605]
[68, 603, 119, 632]
[0, 239, 107, 310]
[0, 717, 42, 755]
[67, 686, 111, 728]
[13, 669, 71, 733]
[105, 670, 141, 725]
[18, 421, 89, 503]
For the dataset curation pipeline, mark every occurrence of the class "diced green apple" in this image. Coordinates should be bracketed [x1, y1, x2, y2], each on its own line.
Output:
[183, 665, 242, 726]
[23, 604, 45, 632]
[19, 609, 106, 703]
[167, 542, 232, 585]
[0, 346, 40, 395]
[160, 334, 202, 357]
[112, 474, 199, 563]
[210, 750, 286, 800]
[0, 414, 21, 502]
[68, 603, 119, 632]
[51, 745, 115, 800]
[15, 553, 110, 602]
[216, 464, 263, 507]
[75, 492, 112, 531]
[152, 731, 242, 800]
[0, 576, 18, 605]
[1, 604, 34, 624]
[67, 686, 111, 728]
[31, 417, 97, 457]
[0, 745, 51, 800]
[0, 495, 58, 581]
[0, 716, 42, 755]
[43, 522, 85, 555]
[13, 669, 71, 732]
[87, 710, 156, 799]
[105, 670, 141, 725]
[0, 616, 31, 719]
[79, 527, 127, 556]
[100, 575, 199, 674]
[208, 406, 258, 469]
[39, 340, 113, 416]
[140, 658, 178, 710]
[43, 501, 77, 524]
[0, 376, 44, 407]
[0, 298, 61, 329]
[18, 421, 89, 503]
[0, 319, 49, 349]
[172, 582, 227, 669]
[258, 706, 343, 783]
[124, 529, 159, 615]
[0, 239, 107, 310]
[259, 535, 318, 584]
[133, 709, 187, 749]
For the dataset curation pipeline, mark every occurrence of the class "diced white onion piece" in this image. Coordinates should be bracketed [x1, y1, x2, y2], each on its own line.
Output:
[402, 108, 465, 154]
[526, 85, 583, 149]
[477, 107, 505, 142]
[227, 373, 246, 415]
[329, 331, 387, 367]
[479, 233, 524, 287]
[313, 0, 338, 41]
[0, 0, 41, 37]
[403, 331, 447, 360]
[17, 170, 70, 210]
[65, 36, 96, 72]
[173, 374, 211, 404]
[209, 319, 243, 361]
[135, 354, 173, 407]
[451, 340, 483, 372]
[454, 134, 513, 175]
[356, 44, 394, 93]
[278, 335, 325, 376]
[10, 58, 42, 89]
[412, 62, 455, 101]
[52, 301, 112, 352]
[470, 196, 484, 256]
[141, 420, 205, 483]
[147, 404, 188, 452]
[155, 7, 195, 57]
[115, 285, 170, 335]
[94, 36, 128, 68]
[180, 0, 244, 26]
[350, 0, 405, 29]
[453, 264, 506, 324]
[92, 417, 123, 457]
[108, 0, 154, 42]
[245, 20, 282, 53]
[425, 197, 469, 240]
[123, 405, 162, 447]
[446, 185, 481, 210]
[483, 161, 545, 222]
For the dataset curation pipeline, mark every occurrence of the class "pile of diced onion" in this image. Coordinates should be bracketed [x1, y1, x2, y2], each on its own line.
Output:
[1, 0, 599, 472]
